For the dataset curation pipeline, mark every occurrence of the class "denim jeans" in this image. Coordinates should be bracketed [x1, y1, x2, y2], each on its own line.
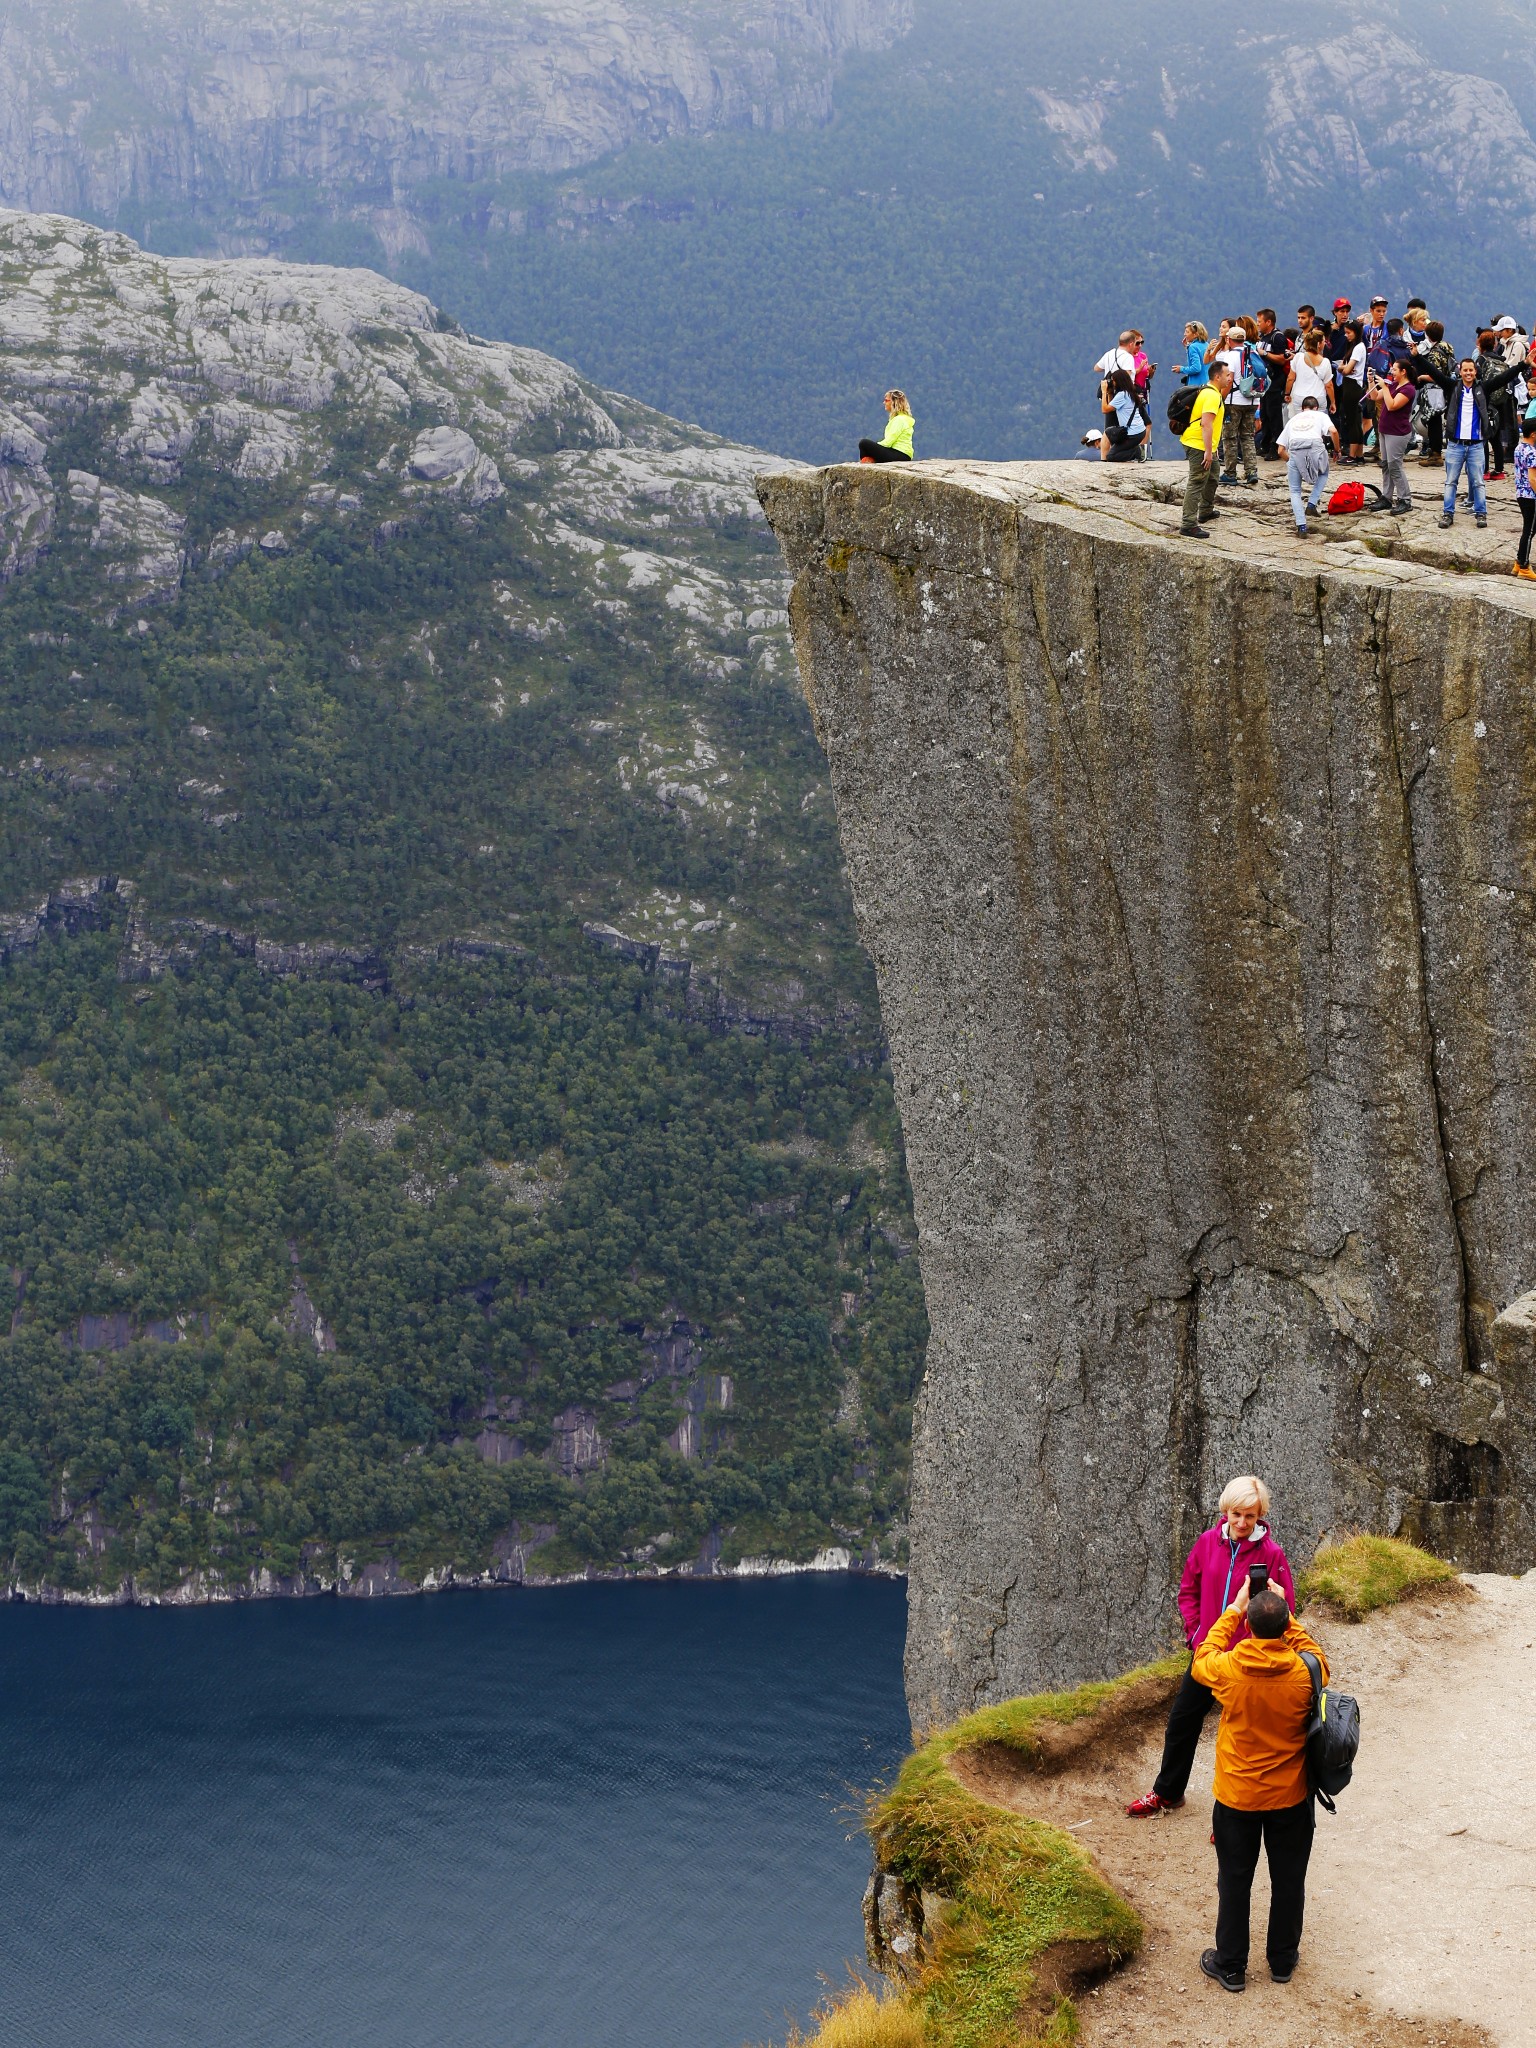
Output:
[1444, 440, 1486, 516]
[1287, 452, 1329, 525]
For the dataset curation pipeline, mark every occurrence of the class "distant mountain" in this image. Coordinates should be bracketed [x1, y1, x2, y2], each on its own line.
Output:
[0, 209, 923, 1602]
[6, 0, 1534, 458]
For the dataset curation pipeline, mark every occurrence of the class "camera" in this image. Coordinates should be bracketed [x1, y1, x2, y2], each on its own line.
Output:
[1247, 1563, 1270, 1594]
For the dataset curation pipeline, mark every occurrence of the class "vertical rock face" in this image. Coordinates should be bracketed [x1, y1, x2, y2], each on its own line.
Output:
[760, 460, 1536, 1722]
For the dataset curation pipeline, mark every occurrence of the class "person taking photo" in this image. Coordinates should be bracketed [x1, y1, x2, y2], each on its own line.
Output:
[1191, 1572, 1330, 1993]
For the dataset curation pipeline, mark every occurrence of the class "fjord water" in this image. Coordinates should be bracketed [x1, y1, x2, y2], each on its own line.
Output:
[0, 1577, 908, 2048]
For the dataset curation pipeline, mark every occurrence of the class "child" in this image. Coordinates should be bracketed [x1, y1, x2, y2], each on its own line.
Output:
[858, 389, 915, 463]
[1514, 413, 1536, 579]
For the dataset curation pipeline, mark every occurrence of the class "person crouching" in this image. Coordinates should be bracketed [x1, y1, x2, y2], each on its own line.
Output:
[1192, 1573, 1329, 1993]
[1126, 1475, 1295, 1817]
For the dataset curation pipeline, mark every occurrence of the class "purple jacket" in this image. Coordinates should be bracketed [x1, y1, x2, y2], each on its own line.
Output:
[1178, 1520, 1295, 1652]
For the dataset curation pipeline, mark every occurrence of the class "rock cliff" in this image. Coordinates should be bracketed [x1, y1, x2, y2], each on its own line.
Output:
[0, 0, 910, 233]
[761, 458, 1536, 1719]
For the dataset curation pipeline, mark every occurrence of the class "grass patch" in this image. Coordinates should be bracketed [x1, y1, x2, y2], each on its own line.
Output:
[795, 1655, 1185, 2048]
[1298, 1534, 1457, 1621]
[780, 1980, 927, 2048]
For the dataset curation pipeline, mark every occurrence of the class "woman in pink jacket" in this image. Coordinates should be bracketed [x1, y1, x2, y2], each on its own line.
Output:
[1125, 1475, 1296, 1817]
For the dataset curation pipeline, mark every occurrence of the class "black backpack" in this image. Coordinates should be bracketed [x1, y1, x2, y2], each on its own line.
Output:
[1298, 1651, 1359, 1813]
[1167, 385, 1199, 435]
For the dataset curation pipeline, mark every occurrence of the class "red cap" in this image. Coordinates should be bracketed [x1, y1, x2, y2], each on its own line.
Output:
[1332, 297, 1351, 310]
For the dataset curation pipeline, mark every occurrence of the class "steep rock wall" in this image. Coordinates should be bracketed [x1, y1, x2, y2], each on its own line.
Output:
[760, 459, 1536, 1720]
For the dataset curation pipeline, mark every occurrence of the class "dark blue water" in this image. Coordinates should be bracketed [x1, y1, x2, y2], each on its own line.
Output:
[0, 1578, 908, 2048]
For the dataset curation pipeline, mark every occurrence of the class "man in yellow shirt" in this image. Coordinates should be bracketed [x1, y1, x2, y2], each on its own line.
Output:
[1190, 1572, 1329, 1992]
[1180, 359, 1233, 538]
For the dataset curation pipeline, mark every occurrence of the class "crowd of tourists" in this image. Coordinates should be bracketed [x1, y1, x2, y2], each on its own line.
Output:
[854, 295, 1536, 577]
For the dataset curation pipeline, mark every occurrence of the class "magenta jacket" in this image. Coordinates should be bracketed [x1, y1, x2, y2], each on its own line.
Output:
[1178, 1520, 1295, 1652]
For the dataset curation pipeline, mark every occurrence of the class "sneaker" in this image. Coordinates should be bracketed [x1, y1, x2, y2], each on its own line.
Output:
[1202, 509, 1222, 519]
[1518, 565, 1536, 581]
[1488, 470, 1506, 481]
[1180, 527, 1211, 540]
[1242, 474, 1259, 485]
[1390, 503, 1411, 516]
[1217, 470, 1238, 484]
[1295, 522, 1307, 537]
[1438, 514, 1454, 528]
[1270, 1963, 1296, 1984]
[1125, 1789, 1185, 1815]
[1477, 514, 1489, 528]
[1200, 1949, 1245, 1994]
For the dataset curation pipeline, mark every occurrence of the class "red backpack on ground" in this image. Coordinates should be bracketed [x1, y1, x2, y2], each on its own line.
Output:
[1326, 479, 1365, 514]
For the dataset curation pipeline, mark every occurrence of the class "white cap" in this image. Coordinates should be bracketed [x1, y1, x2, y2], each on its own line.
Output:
[1495, 315, 1519, 332]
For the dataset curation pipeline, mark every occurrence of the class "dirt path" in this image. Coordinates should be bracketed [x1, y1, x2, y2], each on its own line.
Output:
[953, 1574, 1536, 2048]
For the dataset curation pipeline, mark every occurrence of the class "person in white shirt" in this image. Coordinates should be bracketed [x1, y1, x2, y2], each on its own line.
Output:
[1286, 334, 1335, 418]
[1277, 396, 1340, 536]
[1093, 331, 1140, 381]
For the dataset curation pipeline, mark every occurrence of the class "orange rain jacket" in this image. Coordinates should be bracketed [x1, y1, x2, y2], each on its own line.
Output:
[1190, 1606, 1329, 1810]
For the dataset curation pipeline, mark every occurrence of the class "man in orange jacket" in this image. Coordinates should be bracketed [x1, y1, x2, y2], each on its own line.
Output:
[1190, 1573, 1329, 1992]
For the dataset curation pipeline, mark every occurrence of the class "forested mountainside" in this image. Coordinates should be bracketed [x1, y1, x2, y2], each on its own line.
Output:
[8, 0, 1536, 461]
[0, 210, 925, 1601]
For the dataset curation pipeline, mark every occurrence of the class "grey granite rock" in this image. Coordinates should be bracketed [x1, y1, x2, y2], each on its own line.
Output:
[760, 457, 1536, 1721]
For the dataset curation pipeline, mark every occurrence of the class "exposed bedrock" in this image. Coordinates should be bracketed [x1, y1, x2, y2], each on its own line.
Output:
[758, 459, 1536, 1722]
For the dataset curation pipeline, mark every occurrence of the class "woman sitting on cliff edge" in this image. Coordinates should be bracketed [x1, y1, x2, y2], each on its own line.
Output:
[1126, 1475, 1296, 1818]
[858, 389, 915, 463]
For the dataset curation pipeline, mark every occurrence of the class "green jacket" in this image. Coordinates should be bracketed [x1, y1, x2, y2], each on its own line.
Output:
[880, 410, 915, 457]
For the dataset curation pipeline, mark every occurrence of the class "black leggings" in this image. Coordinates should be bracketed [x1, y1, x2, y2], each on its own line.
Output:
[858, 439, 911, 463]
[1152, 1663, 1216, 1801]
[1520, 496, 1536, 567]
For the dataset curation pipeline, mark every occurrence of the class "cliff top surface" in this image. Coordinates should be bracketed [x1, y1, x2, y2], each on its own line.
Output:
[765, 455, 1536, 613]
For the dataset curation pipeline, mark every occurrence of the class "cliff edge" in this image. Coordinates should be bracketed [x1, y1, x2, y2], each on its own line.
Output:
[758, 458, 1536, 1721]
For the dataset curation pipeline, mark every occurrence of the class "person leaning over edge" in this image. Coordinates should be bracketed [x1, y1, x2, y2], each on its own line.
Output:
[1191, 1574, 1329, 1994]
[1179, 359, 1232, 538]
[1126, 1474, 1296, 1814]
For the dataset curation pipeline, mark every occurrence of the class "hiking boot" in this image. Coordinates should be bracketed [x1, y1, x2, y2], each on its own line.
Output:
[1202, 509, 1222, 519]
[1270, 1962, 1296, 1984]
[1125, 1790, 1185, 1815]
[1217, 470, 1238, 484]
[1438, 514, 1454, 528]
[1390, 503, 1411, 516]
[1180, 526, 1211, 539]
[1295, 522, 1308, 537]
[1477, 514, 1489, 527]
[1517, 564, 1536, 580]
[1200, 1949, 1245, 1993]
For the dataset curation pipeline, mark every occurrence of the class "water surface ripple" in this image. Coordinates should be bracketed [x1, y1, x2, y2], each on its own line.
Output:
[0, 1577, 909, 2048]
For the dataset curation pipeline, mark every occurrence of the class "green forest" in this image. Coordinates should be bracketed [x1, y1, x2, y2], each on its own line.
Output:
[0, 911, 924, 1594]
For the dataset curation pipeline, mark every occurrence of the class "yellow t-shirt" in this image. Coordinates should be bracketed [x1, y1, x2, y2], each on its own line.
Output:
[1180, 385, 1225, 452]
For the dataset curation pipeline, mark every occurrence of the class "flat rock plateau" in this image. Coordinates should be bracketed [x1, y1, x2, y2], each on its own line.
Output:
[761, 456, 1536, 1719]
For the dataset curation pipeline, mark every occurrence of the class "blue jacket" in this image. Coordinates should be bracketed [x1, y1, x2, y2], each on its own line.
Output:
[1179, 341, 1209, 388]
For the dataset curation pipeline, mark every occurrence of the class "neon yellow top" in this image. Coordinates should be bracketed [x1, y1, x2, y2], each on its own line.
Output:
[880, 410, 915, 457]
[1180, 385, 1225, 452]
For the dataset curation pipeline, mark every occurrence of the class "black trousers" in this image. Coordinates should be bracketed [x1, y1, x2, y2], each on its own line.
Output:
[1213, 1797, 1315, 1976]
[1519, 497, 1536, 567]
[1152, 1663, 1215, 1801]
[1258, 377, 1285, 455]
[858, 439, 911, 463]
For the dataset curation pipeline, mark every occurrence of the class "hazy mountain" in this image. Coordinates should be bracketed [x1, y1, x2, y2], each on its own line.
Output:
[0, 209, 923, 1599]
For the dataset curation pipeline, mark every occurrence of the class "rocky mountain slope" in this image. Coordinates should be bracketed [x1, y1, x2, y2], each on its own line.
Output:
[762, 456, 1536, 1713]
[0, 0, 910, 247]
[0, 210, 926, 1603]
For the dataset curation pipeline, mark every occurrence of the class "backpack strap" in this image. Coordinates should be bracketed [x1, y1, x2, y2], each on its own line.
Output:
[1296, 1651, 1336, 1813]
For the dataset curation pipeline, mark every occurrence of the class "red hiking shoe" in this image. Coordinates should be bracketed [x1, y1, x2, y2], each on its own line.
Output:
[1125, 1790, 1185, 1817]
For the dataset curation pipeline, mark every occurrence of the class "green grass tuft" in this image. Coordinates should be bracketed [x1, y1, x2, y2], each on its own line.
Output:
[1298, 1534, 1457, 1621]
[829, 1658, 1184, 2048]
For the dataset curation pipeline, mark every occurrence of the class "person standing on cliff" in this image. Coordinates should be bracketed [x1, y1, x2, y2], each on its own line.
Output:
[858, 390, 915, 464]
[1254, 310, 1289, 460]
[1192, 1576, 1329, 1993]
[1125, 1476, 1296, 1815]
[1179, 358, 1233, 538]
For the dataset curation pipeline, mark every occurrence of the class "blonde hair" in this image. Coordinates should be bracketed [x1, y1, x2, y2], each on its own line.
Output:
[1185, 320, 1208, 342]
[884, 388, 910, 415]
[1219, 1474, 1272, 1518]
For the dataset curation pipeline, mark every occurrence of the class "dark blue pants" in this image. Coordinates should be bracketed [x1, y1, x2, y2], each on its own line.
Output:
[1213, 1796, 1315, 1976]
